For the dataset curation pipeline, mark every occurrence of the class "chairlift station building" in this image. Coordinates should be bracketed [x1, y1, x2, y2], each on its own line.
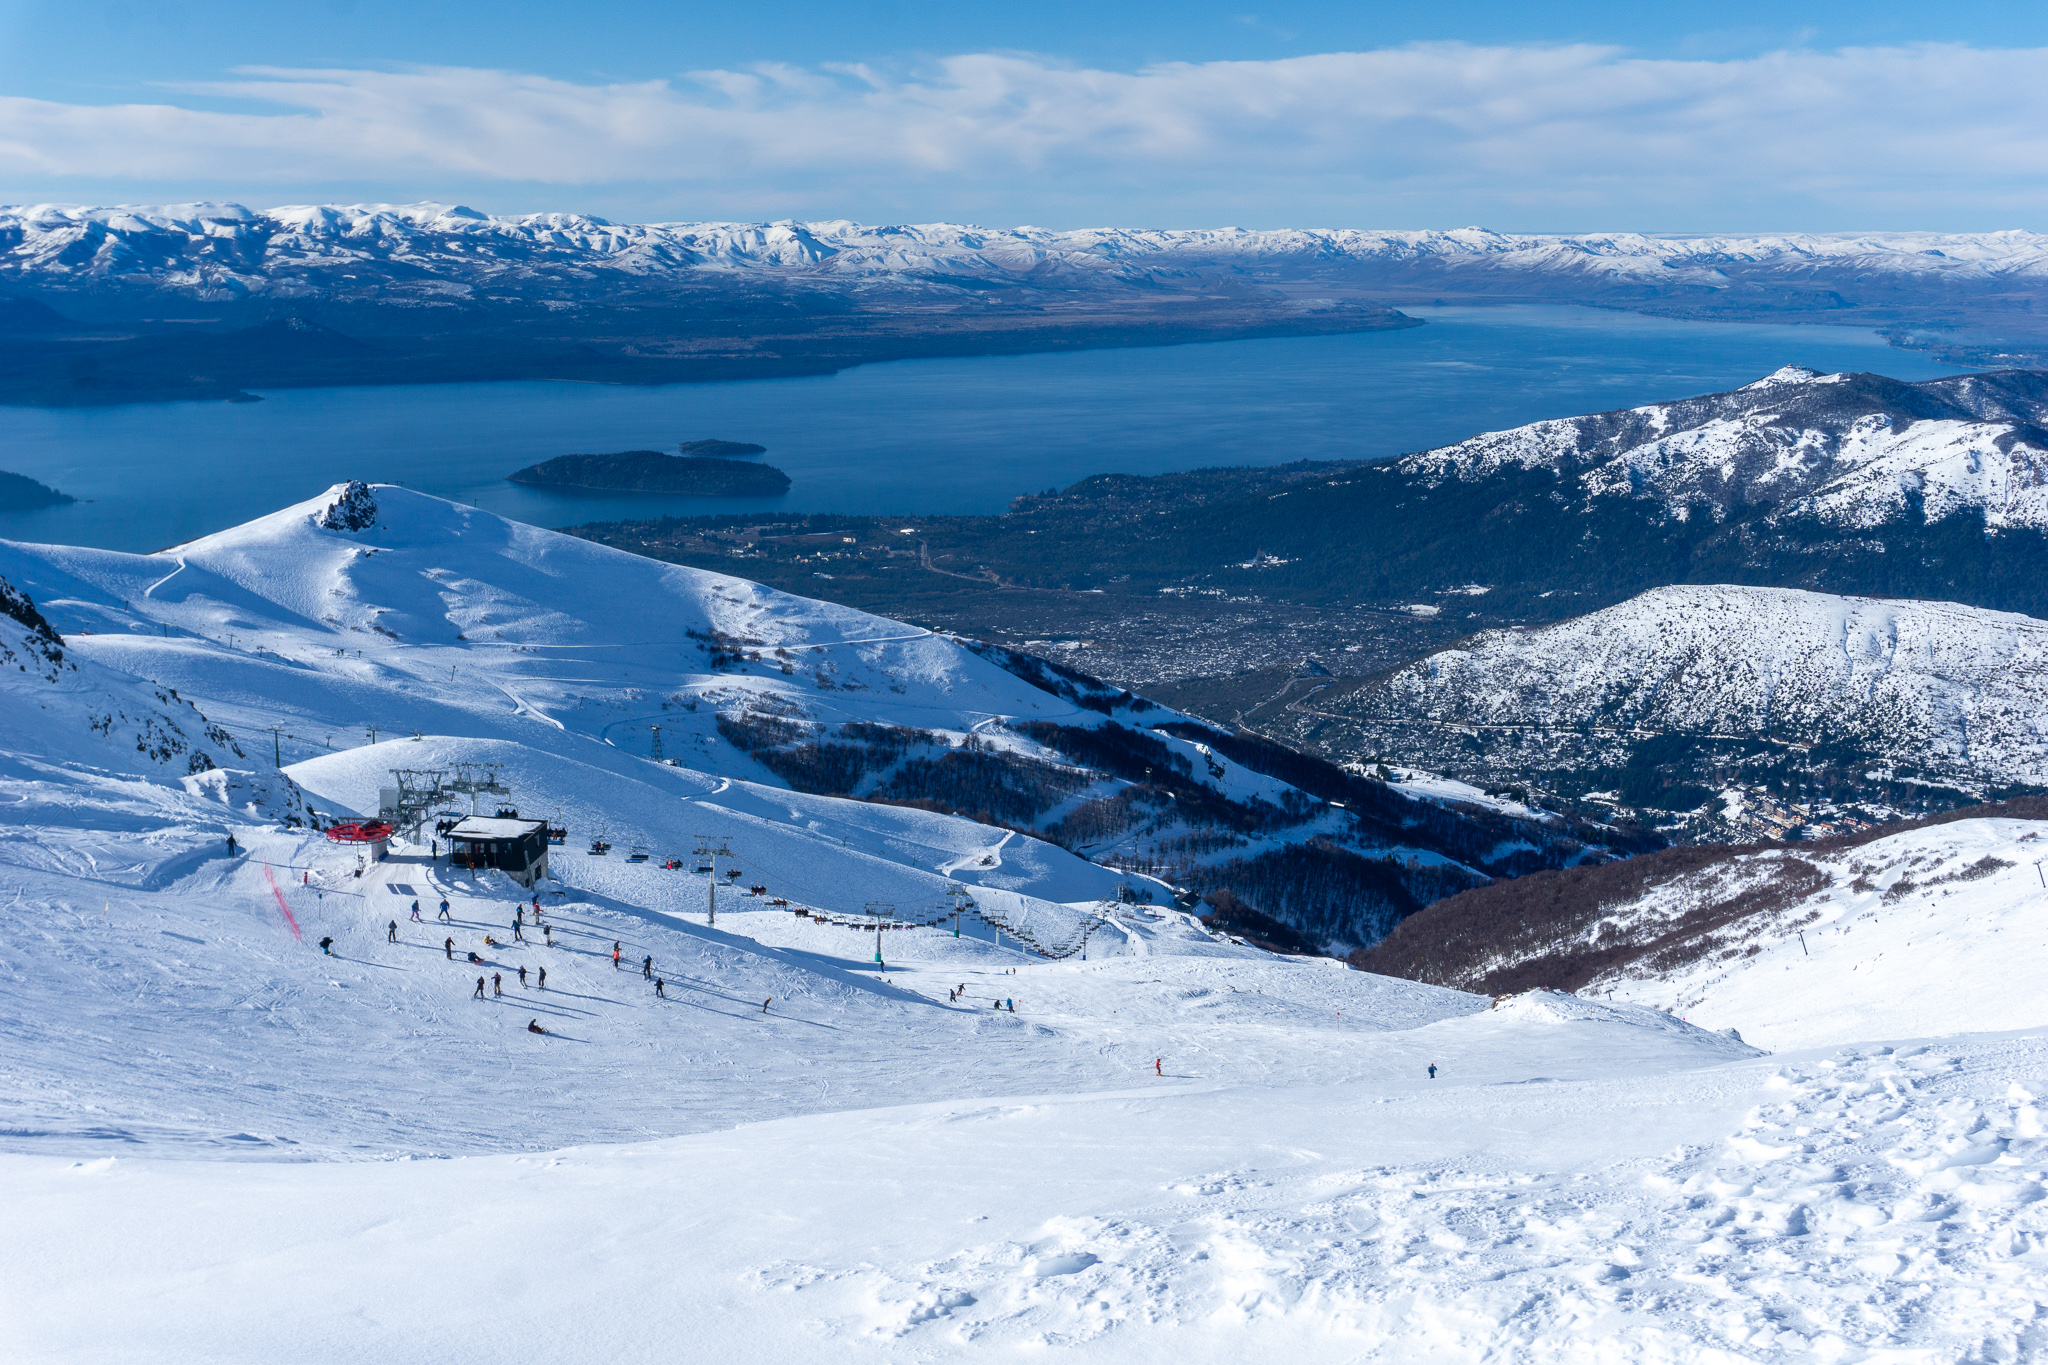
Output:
[446, 816, 550, 888]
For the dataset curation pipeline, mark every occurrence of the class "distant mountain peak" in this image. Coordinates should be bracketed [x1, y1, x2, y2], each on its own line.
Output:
[1400, 367, 2048, 531]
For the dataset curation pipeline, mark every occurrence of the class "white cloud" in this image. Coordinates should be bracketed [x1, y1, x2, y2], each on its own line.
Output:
[1, 43, 2044, 226]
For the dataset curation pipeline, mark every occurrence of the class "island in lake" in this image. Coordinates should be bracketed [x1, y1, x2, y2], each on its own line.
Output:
[0, 470, 76, 511]
[507, 450, 790, 496]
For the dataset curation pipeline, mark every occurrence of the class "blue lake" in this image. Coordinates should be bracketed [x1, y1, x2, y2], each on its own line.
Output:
[0, 304, 1959, 553]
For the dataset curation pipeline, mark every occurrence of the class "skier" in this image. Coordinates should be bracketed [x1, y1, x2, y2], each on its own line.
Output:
[444, 936, 454, 960]
[612, 941, 621, 970]
[513, 919, 525, 944]
[319, 935, 334, 955]
[1154, 1058, 1162, 1077]
[1428, 1064, 1437, 1080]
[472, 977, 485, 1000]
[537, 965, 547, 991]
[544, 924, 553, 947]
[225, 832, 237, 855]
[528, 1019, 546, 1036]
[642, 955, 652, 980]
[438, 898, 451, 922]
[1007, 999, 1014, 1013]
[410, 900, 421, 922]
[387, 920, 397, 943]
[518, 964, 528, 988]
[655, 978, 666, 999]
[515, 908, 524, 928]
[493, 973, 502, 997]
[762, 997, 773, 1014]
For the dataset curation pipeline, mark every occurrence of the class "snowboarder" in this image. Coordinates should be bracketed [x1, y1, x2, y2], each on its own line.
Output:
[513, 919, 525, 943]
[612, 941, 621, 969]
[468, 951, 482, 965]
[1006, 999, 1014, 1013]
[493, 973, 502, 997]
[642, 955, 652, 980]
[1155, 1058, 1162, 1077]
[655, 978, 665, 998]
[410, 900, 421, 922]
[387, 920, 397, 943]
[515, 908, 524, 928]
[762, 998, 772, 1014]
[544, 924, 553, 946]
[518, 964, 527, 987]
[225, 832, 237, 855]
[1428, 1064, 1437, 1080]
[438, 898, 451, 922]
[537, 965, 547, 990]
[472, 977, 485, 1000]
[319, 935, 334, 955]
[444, 936, 454, 959]
[528, 1019, 546, 1035]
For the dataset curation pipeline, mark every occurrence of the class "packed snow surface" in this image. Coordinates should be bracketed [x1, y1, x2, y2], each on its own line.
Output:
[4, 485, 2047, 1361]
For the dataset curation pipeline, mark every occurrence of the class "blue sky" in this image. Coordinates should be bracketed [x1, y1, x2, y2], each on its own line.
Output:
[0, 1, 2042, 230]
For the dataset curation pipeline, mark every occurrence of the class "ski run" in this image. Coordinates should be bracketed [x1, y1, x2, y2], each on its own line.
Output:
[4, 483, 2046, 1363]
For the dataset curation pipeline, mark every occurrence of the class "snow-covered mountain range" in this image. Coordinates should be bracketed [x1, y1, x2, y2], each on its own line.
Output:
[1398, 365, 2048, 531]
[1294, 584, 2048, 807]
[6, 202, 2047, 306]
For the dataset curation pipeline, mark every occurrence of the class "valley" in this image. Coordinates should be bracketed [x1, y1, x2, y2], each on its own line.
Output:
[570, 364, 2048, 835]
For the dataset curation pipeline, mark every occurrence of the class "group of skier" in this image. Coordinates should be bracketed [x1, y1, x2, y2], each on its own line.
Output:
[945, 983, 1014, 1012]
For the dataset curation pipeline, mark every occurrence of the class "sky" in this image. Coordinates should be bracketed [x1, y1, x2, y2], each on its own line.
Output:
[0, 1, 2042, 232]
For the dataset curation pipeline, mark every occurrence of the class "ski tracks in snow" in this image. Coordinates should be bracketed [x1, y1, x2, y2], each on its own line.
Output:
[747, 1036, 2048, 1359]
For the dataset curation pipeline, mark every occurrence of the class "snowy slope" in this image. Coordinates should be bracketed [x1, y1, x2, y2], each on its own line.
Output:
[1365, 808, 2048, 1053]
[0, 481, 1607, 945]
[0, 572, 244, 779]
[9, 818, 2048, 1365]
[7, 202, 2048, 304]
[6, 487, 2048, 1359]
[1354, 585, 2048, 792]
[1398, 365, 2048, 531]
[1585, 817, 2048, 1051]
